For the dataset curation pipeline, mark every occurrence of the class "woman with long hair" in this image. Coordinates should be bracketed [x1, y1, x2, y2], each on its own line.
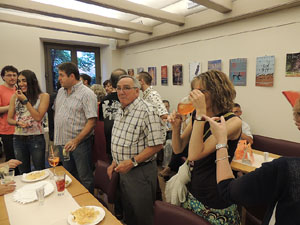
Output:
[7, 70, 49, 174]
[169, 70, 242, 224]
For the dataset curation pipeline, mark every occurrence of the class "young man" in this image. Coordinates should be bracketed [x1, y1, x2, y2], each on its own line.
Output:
[108, 75, 165, 225]
[80, 73, 91, 87]
[54, 62, 97, 193]
[232, 103, 253, 144]
[0, 65, 18, 162]
[103, 79, 113, 95]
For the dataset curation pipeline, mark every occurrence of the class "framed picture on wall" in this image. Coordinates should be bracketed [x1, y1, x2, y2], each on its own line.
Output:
[148, 67, 157, 86]
[172, 64, 183, 85]
[208, 59, 222, 71]
[256, 56, 275, 87]
[137, 67, 144, 73]
[286, 52, 300, 77]
[161, 65, 168, 86]
[189, 62, 201, 81]
[229, 58, 247, 86]
[128, 69, 134, 76]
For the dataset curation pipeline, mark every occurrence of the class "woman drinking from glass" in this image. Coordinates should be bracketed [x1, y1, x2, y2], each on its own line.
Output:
[7, 70, 49, 174]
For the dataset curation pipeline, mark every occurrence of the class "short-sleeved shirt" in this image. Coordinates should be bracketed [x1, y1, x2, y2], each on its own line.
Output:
[0, 85, 15, 134]
[242, 120, 253, 139]
[111, 97, 164, 164]
[54, 81, 98, 145]
[142, 86, 168, 117]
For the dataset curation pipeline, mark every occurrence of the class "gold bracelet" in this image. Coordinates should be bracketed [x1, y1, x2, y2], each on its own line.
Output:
[215, 156, 230, 163]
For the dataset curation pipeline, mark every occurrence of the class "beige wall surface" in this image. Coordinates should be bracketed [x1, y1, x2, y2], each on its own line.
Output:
[119, 6, 300, 142]
[0, 22, 115, 89]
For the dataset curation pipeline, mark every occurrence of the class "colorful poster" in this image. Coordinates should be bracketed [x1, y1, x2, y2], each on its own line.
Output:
[229, 58, 247, 86]
[256, 56, 275, 87]
[128, 69, 134, 76]
[189, 62, 201, 82]
[148, 67, 157, 86]
[137, 67, 144, 73]
[161, 65, 168, 86]
[208, 59, 222, 71]
[172, 64, 183, 85]
[286, 52, 300, 77]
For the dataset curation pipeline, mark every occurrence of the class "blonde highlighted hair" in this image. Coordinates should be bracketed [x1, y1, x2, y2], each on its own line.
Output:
[191, 70, 236, 113]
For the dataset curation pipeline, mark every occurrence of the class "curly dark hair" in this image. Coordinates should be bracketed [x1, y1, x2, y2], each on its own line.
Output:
[191, 70, 236, 114]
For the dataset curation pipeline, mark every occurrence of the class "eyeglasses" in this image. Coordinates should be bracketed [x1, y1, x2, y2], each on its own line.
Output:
[116, 86, 138, 92]
[233, 111, 242, 114]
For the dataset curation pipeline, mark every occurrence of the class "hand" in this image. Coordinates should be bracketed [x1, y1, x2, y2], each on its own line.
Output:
[107, 162, 117, 180]
[189, 89, 207, 117]
[15, 90, 27, 102]
[168, 110, 183, 129]
[114, 159, 134, 174]
[64, 139, 79, 152]
[202, 115, 227, 144]
[16, 121, 29, 128]
[7, 159, 22, 168]
[0, 181, 16, 196]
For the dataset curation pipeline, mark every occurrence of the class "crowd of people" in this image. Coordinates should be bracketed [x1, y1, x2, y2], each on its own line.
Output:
[0, 64, 300, 225]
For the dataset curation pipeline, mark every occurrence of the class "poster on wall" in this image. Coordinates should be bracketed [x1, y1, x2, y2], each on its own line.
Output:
[189, 62, 201, 81]
[128, 69, 134, 76]
[208, 59, 222, 71]
[286, 52, 300, 77]
[137, 67, 144, 73]
[148, 67, 157, 86]
[256, 56, 275, 87]
[229, 58, 247, 86]
[172, 64, 183, 85]
[161, 65, 168, 86]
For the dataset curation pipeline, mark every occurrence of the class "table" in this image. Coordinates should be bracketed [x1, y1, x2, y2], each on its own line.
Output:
[231, 149, 281, 173]
[0, 166, 122, 225]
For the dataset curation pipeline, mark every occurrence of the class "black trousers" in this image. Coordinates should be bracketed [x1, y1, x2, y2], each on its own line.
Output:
[0, 134, 15, 161]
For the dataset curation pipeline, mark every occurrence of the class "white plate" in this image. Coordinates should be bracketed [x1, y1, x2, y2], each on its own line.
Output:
[67, 206, 105, 225]
[13, 180, 54, 204]
[21, 170, 49, 182]
[65, 174, 72, 188]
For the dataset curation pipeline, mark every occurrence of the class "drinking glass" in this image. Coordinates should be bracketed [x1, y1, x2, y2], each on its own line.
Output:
[54, 171, 66, 196]
[177, 96, 195, 115]
[36, 186, 45, 205]
[2, 169, 15, 184]
[48, 145, 60, 174]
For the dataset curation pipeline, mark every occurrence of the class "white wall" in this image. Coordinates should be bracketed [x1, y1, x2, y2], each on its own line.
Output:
[119, 6, 300, 142]
[0, 22, 116, 88]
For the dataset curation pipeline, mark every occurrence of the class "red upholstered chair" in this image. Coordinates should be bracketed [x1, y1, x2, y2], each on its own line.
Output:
[94, 160, 119, 212]
[92, 121, 109, 163]
[153, 201, 211, 225]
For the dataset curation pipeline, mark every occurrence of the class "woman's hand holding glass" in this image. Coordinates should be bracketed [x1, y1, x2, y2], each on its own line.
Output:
[168, 110, 183, 129]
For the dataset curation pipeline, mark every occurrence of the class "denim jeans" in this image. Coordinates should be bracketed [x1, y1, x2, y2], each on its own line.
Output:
[13, 134, 46, 174]
[57, 136, 94, 194]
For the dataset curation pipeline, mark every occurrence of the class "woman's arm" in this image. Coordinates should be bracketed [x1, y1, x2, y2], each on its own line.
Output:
[7, 94, 17, 126]
[24, 93, 50, 122]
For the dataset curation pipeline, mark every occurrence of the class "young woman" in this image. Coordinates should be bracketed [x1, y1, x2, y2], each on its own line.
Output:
[169, 70, 242, 224]
[7, 70, 49, 174]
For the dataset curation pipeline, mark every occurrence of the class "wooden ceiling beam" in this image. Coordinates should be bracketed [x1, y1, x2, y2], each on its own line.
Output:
[191, 0, 232, 13]
[0, 0, 153, 34]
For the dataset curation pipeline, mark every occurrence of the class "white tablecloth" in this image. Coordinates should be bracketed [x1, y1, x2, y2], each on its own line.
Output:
[4, 169, 80, 225]
[233, 152, 275, 168]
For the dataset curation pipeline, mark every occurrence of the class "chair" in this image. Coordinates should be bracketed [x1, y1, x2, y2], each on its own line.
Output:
[92, 121, 109, 164]
[94, 160, 119, 212]
[153, 201, 211, 225]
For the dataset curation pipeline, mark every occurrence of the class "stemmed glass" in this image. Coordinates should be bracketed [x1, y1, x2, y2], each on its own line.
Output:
[177, 96, 195, 115]
[48, 145, 60, 175]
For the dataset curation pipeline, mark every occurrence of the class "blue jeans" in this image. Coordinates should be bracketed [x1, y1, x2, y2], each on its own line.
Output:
[13, 134, 46, 174]
[57, 136, 94, 193]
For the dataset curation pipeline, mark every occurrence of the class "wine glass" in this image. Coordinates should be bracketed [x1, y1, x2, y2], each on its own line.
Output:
[177, 96, 195, 115]
[48, 145, 60, 174]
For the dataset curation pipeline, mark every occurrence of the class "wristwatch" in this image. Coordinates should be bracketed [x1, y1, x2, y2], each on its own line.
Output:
[21, 99, 29, 105]
[131, 157, 138, 167]
[195, 115, 205, 121]
[216, 143, 228, 151]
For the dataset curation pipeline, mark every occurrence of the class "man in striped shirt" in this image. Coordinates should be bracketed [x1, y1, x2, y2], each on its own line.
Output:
[107, 75, 165, 225]
[54, 62, 97, 194]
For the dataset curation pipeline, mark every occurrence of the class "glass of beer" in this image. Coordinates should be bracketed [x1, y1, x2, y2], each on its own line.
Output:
[177, 96, 195, 115]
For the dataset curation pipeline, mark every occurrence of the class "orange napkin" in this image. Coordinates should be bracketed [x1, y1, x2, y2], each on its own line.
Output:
[282, 91, 300, 107]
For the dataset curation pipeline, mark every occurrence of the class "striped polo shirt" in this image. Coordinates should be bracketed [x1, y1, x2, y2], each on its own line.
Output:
[54, 81, 98, 145]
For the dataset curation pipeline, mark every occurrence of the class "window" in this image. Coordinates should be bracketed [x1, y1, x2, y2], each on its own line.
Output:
[44, 42, 100, 93]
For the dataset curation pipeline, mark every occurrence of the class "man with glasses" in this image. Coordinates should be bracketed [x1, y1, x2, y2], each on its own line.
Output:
[0, 65, 18, 162]
[107, 75, 165, 225]
[232, 103, 253, 144]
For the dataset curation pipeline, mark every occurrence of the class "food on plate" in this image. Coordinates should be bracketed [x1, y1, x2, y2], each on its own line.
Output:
[71, 207, 100, 225]
[25, 171, 46, 180]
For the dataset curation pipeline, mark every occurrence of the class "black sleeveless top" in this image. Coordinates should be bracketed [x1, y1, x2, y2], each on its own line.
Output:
[187, 112, 240, 209]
